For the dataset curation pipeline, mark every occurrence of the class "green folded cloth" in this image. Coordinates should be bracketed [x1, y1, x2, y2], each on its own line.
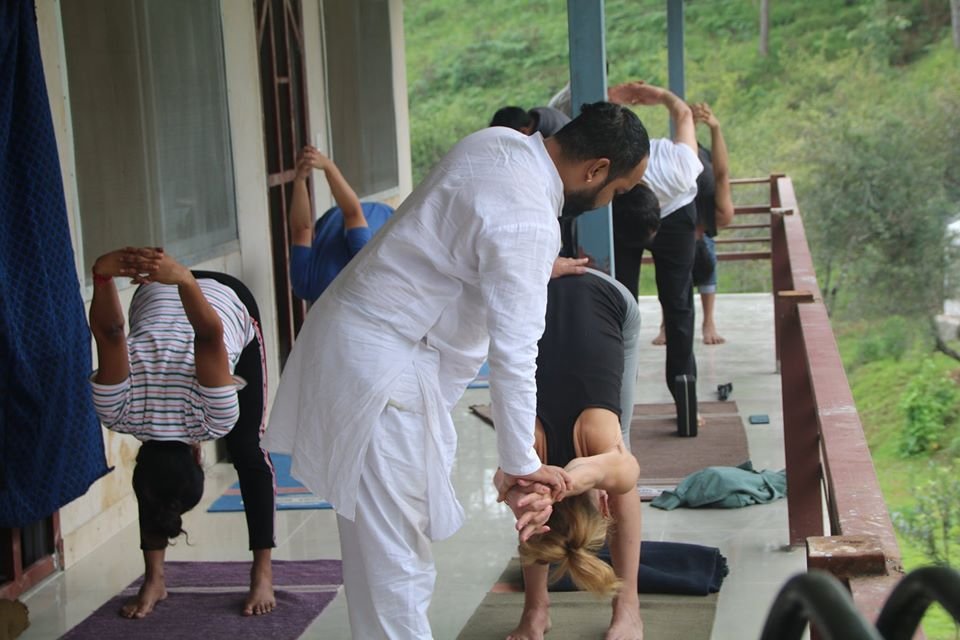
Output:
[651, 461, 786, 510]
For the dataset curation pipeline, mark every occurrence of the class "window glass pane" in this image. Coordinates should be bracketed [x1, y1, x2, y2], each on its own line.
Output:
[323, 0, 399, 198]
[62, 0, 237, 278]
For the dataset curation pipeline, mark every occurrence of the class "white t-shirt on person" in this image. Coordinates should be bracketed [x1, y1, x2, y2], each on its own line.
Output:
[644, 138, 704, 218]
[91, 279, 256, 443]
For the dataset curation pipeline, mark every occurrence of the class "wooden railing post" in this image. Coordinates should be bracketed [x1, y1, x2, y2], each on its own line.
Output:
[779, 290, 825, 545]
[769, 174, 789, 372]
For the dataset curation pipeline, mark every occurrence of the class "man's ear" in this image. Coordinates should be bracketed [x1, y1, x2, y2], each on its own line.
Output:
[585, 158, 611, 184]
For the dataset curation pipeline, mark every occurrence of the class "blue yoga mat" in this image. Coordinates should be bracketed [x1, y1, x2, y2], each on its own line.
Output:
[208, 453, 332, 512]
[467, 361, 490, 389]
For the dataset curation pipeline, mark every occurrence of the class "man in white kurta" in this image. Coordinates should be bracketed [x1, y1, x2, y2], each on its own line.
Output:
[264, 106, 650, 638]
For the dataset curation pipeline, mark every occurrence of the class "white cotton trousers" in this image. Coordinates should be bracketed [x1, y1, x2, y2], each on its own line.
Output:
[336, 359, 439, 639]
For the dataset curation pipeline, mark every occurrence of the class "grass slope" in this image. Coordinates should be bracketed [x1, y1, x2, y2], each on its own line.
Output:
[837, 324, 960, 639]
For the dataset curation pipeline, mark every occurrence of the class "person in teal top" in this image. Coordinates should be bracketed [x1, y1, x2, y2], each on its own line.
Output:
[287, 146, 393, 302]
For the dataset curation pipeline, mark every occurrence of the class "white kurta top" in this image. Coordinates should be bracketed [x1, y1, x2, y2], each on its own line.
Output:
[263, 128, 563, 538]
[644, 138, 704, 218]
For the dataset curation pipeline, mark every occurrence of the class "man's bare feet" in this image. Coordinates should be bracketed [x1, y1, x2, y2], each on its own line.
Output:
[506, 599, 552, 640]
[702, 323, 726, 345]
[243, 557, 276, 616]
[120, 576, 167, 619]
[651, 328, 666, 346]
[697, 413, 706, 429]
[606, 594, 643, 640]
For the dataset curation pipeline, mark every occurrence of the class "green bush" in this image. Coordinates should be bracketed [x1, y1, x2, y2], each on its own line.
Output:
[853, 315, 914, 366]
[893, 461, 960, 568]
[898, 361, 960, 457]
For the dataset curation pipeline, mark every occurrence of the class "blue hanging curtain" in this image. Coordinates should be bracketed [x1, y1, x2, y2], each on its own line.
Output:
[0, 0, 110, 528]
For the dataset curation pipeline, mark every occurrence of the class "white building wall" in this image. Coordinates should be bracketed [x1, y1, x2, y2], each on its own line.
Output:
[32, 0, 411, 567]
[34, 0, 273, 566]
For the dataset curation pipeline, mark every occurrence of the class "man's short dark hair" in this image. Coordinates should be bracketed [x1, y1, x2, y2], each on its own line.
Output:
[552, 102, 650, 180]
[490, 106, 533, 132]
[613, 183, 660, 248]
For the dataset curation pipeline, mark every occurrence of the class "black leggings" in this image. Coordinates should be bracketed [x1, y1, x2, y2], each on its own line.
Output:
[224, 320, 276, 551]
[614, 203, 698, 402]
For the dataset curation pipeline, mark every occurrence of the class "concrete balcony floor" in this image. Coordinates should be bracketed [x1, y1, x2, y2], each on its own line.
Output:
[20, 292, 804, 639]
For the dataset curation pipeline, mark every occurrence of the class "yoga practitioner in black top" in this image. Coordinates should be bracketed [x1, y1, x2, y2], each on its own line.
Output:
[496, 269, 646, 640]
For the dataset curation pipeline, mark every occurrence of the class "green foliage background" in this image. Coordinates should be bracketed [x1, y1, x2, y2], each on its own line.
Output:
[404, 1, 960, 637]
[404, 0, 960, 312]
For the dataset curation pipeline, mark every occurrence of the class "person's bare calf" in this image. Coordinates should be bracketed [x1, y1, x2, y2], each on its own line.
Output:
[651, 321, 666, 346]
[243, 549, 275, 616]
[607, 592, 644, 640]
[120, 550, 167, 619]
[507, 596, 552, 640]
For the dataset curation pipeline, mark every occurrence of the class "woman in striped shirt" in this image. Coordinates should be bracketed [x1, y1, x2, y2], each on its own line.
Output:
[88, 247, 270, 618]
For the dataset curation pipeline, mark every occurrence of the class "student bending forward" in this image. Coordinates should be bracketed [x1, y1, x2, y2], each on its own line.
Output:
[88, 247, 275, 619]
[498, 270, 645, 640]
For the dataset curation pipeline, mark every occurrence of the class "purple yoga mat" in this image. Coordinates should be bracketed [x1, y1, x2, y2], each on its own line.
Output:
[61, 560, 342, 640]
[128, 559, 343, 588]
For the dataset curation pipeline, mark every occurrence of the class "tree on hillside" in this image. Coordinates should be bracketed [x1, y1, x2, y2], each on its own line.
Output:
[759, 0, 770, 56]
[800, 92, 960, 320]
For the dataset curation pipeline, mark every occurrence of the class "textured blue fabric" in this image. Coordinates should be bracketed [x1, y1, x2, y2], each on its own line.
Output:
[0, 1, 109, 527]
[289, 202, 393, 302]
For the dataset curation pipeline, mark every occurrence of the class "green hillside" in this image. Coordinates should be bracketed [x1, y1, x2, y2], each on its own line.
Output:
[405, 0, 960, 306]
[405, 0, 957, 180]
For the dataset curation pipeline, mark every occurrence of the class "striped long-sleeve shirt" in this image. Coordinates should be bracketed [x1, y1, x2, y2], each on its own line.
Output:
[91, 279, 255, 443]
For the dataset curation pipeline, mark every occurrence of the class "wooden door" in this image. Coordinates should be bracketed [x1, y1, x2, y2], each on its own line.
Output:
[255, 0, 310, 369]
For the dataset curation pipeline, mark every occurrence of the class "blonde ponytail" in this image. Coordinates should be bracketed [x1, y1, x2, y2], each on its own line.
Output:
[519, 493, 621, 595]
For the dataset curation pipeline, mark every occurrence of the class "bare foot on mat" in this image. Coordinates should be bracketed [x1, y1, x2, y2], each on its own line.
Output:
[120, 577, 167, 619]
[698, 414, 707, 429]
[651, 328, 666, 346]
[507, 601, 552, 640]
[607, 594, 644, 640]
[243, 562, 276, 616]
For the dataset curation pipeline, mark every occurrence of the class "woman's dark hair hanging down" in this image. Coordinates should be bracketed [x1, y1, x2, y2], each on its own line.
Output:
[132, 440, 205, 545]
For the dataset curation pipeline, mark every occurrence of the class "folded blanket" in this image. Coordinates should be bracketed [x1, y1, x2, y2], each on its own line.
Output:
[651, 460, 786, 511]
[549, 540, 728, 596]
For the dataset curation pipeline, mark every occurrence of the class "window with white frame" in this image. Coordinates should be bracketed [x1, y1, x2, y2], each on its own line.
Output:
[322, 0, 399, 199]
[61, 0, 237, 281]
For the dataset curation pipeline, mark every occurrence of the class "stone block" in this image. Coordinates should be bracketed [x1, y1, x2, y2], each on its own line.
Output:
[935, 314, 960, 343]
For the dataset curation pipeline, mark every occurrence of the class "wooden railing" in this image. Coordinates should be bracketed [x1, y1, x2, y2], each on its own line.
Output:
[745, 174, 911, 635]
[640, 179, 775, 265]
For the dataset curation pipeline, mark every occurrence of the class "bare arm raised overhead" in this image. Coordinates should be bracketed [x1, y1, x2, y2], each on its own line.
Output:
[608, 81, 696, 150]
[89, 247, 157, 385]
[693, 102, 734, 228]
[289, 146, 367, 248]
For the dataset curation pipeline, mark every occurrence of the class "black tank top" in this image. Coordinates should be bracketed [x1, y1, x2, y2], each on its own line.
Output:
[536, 273, 627, 468]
